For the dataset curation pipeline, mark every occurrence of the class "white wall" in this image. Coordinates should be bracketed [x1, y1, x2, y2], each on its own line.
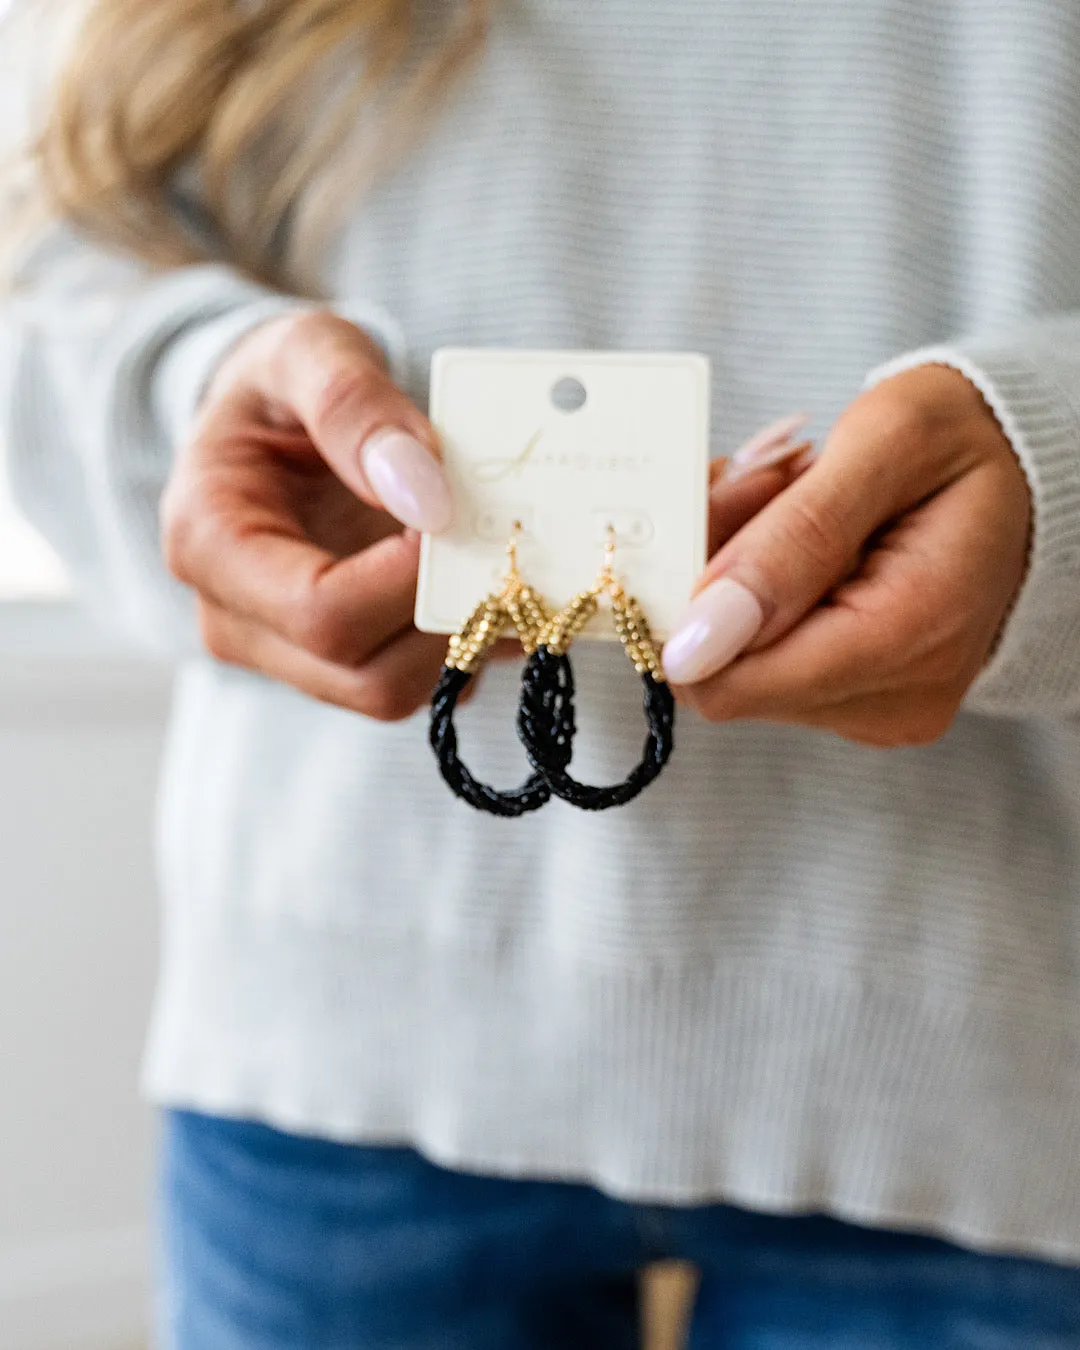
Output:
[0, 644, 172, 1350]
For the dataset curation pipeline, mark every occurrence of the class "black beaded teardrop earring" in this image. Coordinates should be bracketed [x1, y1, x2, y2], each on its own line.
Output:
[430, 522, 575, 817]
[517, 527, 675, 810]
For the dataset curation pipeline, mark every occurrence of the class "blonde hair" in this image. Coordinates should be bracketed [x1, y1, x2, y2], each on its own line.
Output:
[13, 0, 491, 294]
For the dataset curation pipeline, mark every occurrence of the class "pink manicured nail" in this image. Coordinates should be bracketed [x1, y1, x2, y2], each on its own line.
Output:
[662, 578, 765, 684]
[361, 428, 454, 533]
[725, 437, 814, 482]
[732, 412, 810, 465]
[725, 412, 811, 482]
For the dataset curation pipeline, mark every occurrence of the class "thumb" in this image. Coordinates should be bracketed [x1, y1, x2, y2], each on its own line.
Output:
[230, 310, 454, 534]
[663, 439, 902, 685]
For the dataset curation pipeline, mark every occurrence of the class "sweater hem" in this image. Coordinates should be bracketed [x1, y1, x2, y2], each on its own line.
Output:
[142, 933, 1080, 1266]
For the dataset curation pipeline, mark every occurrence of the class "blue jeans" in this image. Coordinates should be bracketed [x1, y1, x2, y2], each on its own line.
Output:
[160, 1110, 1080, 1349]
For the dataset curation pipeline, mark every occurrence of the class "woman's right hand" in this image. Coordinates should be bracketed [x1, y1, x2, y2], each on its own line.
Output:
[161, 310, 455, 721]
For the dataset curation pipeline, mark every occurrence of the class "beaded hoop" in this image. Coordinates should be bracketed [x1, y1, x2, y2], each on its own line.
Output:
[517, 534, 675, 811]
[429, 529, 574, 817]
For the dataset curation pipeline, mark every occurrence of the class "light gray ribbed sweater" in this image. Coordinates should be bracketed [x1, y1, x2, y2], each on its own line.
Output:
[6, 0, 1080, 1263]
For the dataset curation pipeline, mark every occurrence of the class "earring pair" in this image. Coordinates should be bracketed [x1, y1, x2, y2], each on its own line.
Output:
[429, 524, 675, 816]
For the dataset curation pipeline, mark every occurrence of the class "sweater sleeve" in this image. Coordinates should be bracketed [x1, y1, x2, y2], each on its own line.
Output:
[864, 315, 1080, 718]
[0, 227, 406, 654]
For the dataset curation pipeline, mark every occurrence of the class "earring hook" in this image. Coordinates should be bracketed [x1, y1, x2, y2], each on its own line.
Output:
[592, 522, 618, 595]
[603, 523, 616, 577]
[505, 519, 524, 583]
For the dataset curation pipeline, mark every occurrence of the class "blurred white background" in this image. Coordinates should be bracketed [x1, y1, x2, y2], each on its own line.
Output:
[0, 500, 68, 599]
[0, 454, 171, 1350]
[0, 640, 168, 1350]
[0, 321, 168, 1350]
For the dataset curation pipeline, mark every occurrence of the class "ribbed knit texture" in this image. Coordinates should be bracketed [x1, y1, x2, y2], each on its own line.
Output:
[7, 0, 1080, 1261]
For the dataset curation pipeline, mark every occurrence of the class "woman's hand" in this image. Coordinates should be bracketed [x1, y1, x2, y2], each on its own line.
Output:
[663, 366, 1033, 747]
[161, 310, 454, 721]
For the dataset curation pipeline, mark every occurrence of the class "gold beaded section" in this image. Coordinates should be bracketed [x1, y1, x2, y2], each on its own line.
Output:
[445, 595, 505, 673]
[444, 521, 553, 674]
[537, 590, 599, 655]
[539, 577, 666, 681]
[445, 581, 552, 673]
[610, 584, 665, 680]
[445, 521, 665, 679]
[503, 583, 550, 654]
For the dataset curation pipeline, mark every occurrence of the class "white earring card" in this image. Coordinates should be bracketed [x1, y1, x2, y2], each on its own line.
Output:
[414, 349, 711, 641]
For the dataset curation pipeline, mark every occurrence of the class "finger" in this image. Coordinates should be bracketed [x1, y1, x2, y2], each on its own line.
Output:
[726, 411, 812, 481]
[663, 398, 951, 685]
[226, 311, 453, 534]
[681, 675, 959, 748]
[729, 411, 810, 460]
[707, 452, 812, 554]
[784, 444, 819, 477]
[768, 687, 961, 748]
[674, 600, 886, 723]
[168, 486, 422, 665]
[200, 601, 446, 721]
[709, 412, 811, 491]
[708, 457, 729, 487]
[677, 466, 1010, 721]
[725, 437, 814, 482]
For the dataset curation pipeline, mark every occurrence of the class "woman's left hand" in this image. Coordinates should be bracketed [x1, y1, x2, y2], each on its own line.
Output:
[663, 366, 1033, 747]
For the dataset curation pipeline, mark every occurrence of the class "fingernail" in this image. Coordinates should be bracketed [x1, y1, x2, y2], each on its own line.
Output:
[361, 429, 454, 533]
[732, 412, 810, 464]
[725, 412, 811, 483]
[725, 438, 814, 482]
[662, 578, 765, 684]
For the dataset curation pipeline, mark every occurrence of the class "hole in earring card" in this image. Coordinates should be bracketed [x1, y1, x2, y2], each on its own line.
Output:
[551, 376, 587, 413]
